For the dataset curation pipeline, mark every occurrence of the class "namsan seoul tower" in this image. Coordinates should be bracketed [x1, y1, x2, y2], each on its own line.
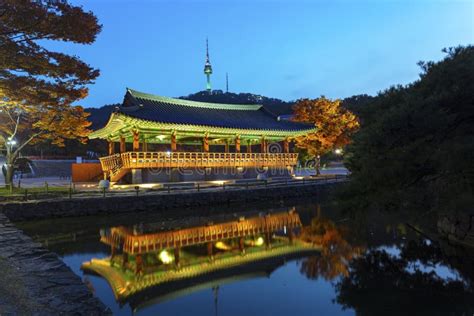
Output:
[203, 38, 213, 93]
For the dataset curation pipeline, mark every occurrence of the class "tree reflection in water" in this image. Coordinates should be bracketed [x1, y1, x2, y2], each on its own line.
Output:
[298, 205, 474, 315]
[299, 212, 363, 281]
[334, 239, 474, 315]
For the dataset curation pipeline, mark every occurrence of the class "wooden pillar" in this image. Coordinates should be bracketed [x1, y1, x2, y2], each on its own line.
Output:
[174, 247, 180, 267]
[260, 137, 267, 153]
[265, 232, 272, 249]
[247, 140, 252, 153]
[224, 139, 229, 153]
[207, 242, 213, 260]
[108, 141, 115, 155]
[283, 138, 290, 153]
[111, 246, 116, 258]
[235, 136, 241, 153]
[119, 135, 126, 153]
[288, 228, 294, 244]
[135, 254, 143, 274]
[141, 137, 148, 152]
[203, 135, 209, 152]
[132, 130, 140, 151]
[122, 253, 128, 267]
[171, 132, 177, 152]
[239, 237, 245, 254]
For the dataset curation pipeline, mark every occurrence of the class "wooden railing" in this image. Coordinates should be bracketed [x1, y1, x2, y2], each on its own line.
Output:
[99, 153, 123, 178]
[100, 151, 299, 174]
[101, 211, 302, 254]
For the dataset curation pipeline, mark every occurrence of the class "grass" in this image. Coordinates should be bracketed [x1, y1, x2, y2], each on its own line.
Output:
[0, 185, 70, 196]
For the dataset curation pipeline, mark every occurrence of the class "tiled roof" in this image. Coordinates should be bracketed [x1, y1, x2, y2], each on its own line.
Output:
[119, 88, 313, 132]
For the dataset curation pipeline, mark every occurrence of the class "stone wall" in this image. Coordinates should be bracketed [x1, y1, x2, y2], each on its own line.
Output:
[0, 212, 110, 315]
[1, 181, 345, 222]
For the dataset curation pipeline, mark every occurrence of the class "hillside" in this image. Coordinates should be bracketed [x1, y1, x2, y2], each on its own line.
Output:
[180, 90, 294, 116]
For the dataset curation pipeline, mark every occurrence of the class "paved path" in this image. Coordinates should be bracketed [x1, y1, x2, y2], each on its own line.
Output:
[3, 166, 348, 189]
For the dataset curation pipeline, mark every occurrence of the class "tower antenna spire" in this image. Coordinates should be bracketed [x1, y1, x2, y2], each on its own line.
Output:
[203, 38, 213, 93]
[226, 72, 229, 93]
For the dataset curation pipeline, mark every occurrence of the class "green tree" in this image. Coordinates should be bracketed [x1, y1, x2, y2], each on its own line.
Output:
[344, 46, 474, 215]
[0, 0, 101, 186]
[335, 240, 474, 315]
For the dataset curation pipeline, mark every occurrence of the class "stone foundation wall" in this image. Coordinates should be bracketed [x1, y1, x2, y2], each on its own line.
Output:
[1, 181, 345, 222]
[139, 167, 292, 183]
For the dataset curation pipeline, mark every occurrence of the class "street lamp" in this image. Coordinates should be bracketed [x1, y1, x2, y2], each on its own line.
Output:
[6, 138, 17, 146]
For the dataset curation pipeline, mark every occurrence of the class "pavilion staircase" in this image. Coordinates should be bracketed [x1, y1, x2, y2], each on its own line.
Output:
[100, 153, 130, 183]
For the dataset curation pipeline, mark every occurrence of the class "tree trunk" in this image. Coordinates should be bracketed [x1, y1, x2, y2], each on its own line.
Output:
[4, 148, 16, 188]
[315, 155, 321, 176]
[5, 159, 14, 188]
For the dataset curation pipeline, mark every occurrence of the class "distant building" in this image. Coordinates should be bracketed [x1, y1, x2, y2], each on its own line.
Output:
[204, 38, 213, 93]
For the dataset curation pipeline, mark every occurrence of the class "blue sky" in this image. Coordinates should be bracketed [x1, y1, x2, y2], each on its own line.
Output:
[55, 0, 473, 107]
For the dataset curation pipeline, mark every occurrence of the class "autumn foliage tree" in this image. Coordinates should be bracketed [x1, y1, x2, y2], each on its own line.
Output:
[292, 97, 359, 174]
[0, 0, 101, 186]
[300, 212, 363, 280]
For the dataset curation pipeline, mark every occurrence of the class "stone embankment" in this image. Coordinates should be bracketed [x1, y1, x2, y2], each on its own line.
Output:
[1, 181, 345, 222]
[0, 212, 111, 315]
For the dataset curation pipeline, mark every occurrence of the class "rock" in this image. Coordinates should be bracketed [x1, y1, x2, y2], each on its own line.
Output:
[98, 180, 110, 189]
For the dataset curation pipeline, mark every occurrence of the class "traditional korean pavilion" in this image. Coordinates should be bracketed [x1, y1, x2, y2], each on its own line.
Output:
[89, 88, 315, 183]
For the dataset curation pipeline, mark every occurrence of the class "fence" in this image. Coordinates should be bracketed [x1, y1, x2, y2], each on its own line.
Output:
[0, 174, 348, 202]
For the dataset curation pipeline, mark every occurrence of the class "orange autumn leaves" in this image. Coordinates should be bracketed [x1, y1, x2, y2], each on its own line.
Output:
[292, 97, 359, 156]
[0, 0, 100, 151]
[31, 104, 92, 147]
[300, 217, 364, 280]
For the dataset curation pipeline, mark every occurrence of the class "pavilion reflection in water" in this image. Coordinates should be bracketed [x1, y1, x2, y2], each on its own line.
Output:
[81, 209, 319, 310]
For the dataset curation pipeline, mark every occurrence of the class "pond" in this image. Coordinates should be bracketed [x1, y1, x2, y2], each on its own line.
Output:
[19, 199, 474, 316]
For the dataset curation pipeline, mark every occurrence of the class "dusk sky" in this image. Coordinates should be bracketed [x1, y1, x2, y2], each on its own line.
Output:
[52, 0, 473, 108]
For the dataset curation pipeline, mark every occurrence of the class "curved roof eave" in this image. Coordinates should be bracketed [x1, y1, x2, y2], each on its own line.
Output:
[89, 113, 316, 139]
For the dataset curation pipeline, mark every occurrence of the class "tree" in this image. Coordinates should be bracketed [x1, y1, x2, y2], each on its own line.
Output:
[292, 97, 359, 175]
[335, 240, 474, 315]
[344, 46, 474, 215]
[300, 217, 363, 281]
[0, 0, 101, 186]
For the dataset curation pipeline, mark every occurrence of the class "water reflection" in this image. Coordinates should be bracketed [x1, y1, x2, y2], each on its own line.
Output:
[81, 208, 320, 312]
[299, 207, 364, 281]
[17, 201, 474, 315]
[335, 238, 474, 315]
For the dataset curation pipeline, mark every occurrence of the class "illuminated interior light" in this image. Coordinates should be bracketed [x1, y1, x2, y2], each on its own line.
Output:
[159, 250, 174, 264]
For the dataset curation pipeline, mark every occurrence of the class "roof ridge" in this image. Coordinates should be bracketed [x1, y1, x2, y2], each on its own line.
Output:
[127, 88, 262, 111]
